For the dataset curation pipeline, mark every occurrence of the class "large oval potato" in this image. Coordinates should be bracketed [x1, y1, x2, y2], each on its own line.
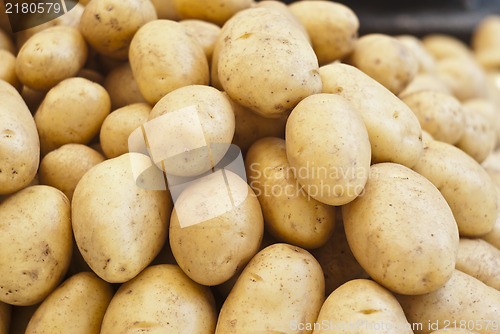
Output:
[215, 243, 324, 333]
[343, 163, 459, 295]
[0, 80, 39, 195]
[456, 238, 500, 290]
[25, 272, 113, 334]
[0, 302, 10, 334]
[101, 265, 217, 333]
[0, 186, 72, 306]
[174, 0, 253, 25]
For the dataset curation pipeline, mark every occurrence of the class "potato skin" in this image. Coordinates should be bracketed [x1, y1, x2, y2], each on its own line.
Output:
[455, 107, 496, 163]
[25, 272, 113, 334]
[101, 265, 217, 333]
[482, 187, 500, 249]
[180, 19, 221, 64]
[0, 186, 72, 306]
[456, 238, 500, 290]
[0, 302, 10, 334]
[102, 62, 147, 109]
[397, 35, 437, 74]
[174, 0, 253, 26]
[0, 80, 40, 195]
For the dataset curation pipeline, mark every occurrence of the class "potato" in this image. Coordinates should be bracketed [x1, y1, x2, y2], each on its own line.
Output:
[15, 26, 87, 91]
[401, 91, 465, 144]
[21, 85, 45, 114]
[397, 270, 500, 334]
[129, 19, 209, 104]
[482, 210, 500, 250]
[0, 186, 72, 306]
[285, 93, 370, 205]
[346, 34, 418, 95]
[101, 265, 216, 333]
[313, 279, 413, 334]
[482, 151, 500, 187]
[0, 28, 14, 54]
[422, 34, 473, 60]
[472, 16, 500, 70]
[76, 68, 104, 85]
[343, 163, 459, 295]
[150, 0, 180, 20]
[0, 80, 39, 195]
[412, 138, 498, 237]
[25, 272, 113, 334]
[79, 0, 157, 60]
[100, 103, 151, 159]
[39, 144, 105, 200]
[462, 99, 500, 151]
[397, 35, 437, 74]
[288, 0, 359, 65]
[398, 73, 451, 98]
[216, 7, 322, 118]
[320, 63, 423, 168]
[174, 0, 253, 25]
[180, 19, 221, 64]
[0, 302, 10, 334]
[215, 243, 324, 333]
[245, 137, 336, 249]
[72, 153, 172, 283]
[102, 62, 147, 109]
[34, 77, 111, 155]
[0, 50, 20, 90]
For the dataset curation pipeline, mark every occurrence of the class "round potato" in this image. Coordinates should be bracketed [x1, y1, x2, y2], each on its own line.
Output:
[0, 302, 10, 334]
[0, 186, 72, 306]
[397, 34, 437, 74]
[15, 26, 87, 91]
[101, 265, 216, 333]
[0, 50, 20, 90]
[79, 0, 157, 59]
[174, 0, 253, 26]
[150, 0, 180, 20]
[180, 19, 221, 64]
[102, 62, 147, 110]
[39, 144, 105, 200]
[25, 272, 113, 334]
[456, 238, 500, 290]
[422, 34, 473, 60]
[463, 98, 500, 152]
[34, 77, 111, 155]
[472, 16, 500, 70]
[286, 93, 371, 206]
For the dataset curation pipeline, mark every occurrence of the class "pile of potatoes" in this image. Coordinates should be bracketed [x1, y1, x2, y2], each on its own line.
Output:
[1, 0, 500, 333]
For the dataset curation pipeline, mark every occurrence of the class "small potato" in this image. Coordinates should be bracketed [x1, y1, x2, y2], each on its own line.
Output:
[398, 73, 451, 98]
[150, 0, 180, 20]
[313, 279, 413, 334]
[174, 0, 253, 26]
[422, 34, 473, 60]
[320, 63, 423, 168]
[76, 68, 104, 84]
[401, 91, 465, 144]
[180, 19, 221, 64]
[482, 151, 500, 188]
[397, 270, 500, 334]
[285, 93, 371, 205]
[79, 0, 157, 60]
[129, 20, 209, 104]
[0, 186, 72, 306]
[15, 26, 87, 91]
[25, 272, 113, 334]
[103, 62, 147, 109]
[215, 243, 324, 334]
[0, 302, 10, 334]
[289, 0, 359, 65]
[463, 99, 500, 151]
[0, 50, 20, 90]
[0, 28, 14, 54]
[100, 103, 151, 159]
[34, 77, 111, 155]
[0, 80, 40, 195]
[346, 33, 418, 95]
[101, 265, 217, 333]
[39, 144, 105, 200]
[397, 35, 437, 74]
[456, 238, 500, 290]
[245, 137, 336, 249]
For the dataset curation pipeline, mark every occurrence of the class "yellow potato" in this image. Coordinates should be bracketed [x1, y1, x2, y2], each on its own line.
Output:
[102, 62, 147, 109]
[482, 151, 500, 188]
[285, 93, 371, 205]
[0, 80, 39, 195]
[15, 26, 87, 91]
[174, 0, 254, 25]
[180, 19, 221, 64]
[76, 68, 104, 85]
[101, 265, 217, 333]
[398, 73, 451, 98]
[472, 16, 500, 70]
[150, 0, 180, 20]
[245, 137, 336, 249]
[25, 272, 113, 334]
[129, 20, 209, 104]
[0, 28, 14, 54]
[215, 243, 324, 333]
[39, 143, 105, 200]
[0, 186, 72, 306]
[397, 35, 437, 74]
[320, 63, 423, 168]
[456, 238, 500, 290]
[0, 302, 10, 334]
[34, 77, 111, 155]
[0, 50, 20, 90]
[422, 34, 473, 60]
[463, 99, 500, 151]
[79, 0, 157, 59]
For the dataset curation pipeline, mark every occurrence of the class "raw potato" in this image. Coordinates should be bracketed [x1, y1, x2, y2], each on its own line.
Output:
[215, 243, 324, 334]
[102, 62, 147, 109]
[422, 34, 473, 60]
[79, 0, 157, 59]
[456, 238, 500, 290]
[100, 103, 151, 159]
[398, 73, 451, 98]
[401, 91, 465, 144]
[397, 35, 437, 74]
[397, 270, 500, 334]
[72, 153, 172, 283]
[174, 0, 254, 25]
[285, 93, 371, 206]
[129, 20, 209, 104]
[39, 144, 106, 200]
[245, 137, 336, 249]
[472, 16, 500, 70]
[343, 163, 459, 295]
[0, 302, 10, 334]
[76, 68, 104, 84]
[21, 85, 45, 114]
[462, 99, 500, 152]
[0, 50, 20, 90]
[481, 188, 500, 249]
[34, 77, 111, 155]
[101, 265, 217, 333]
[170, 171, 264, 286]
[0, 80, 40, 195]
[412, 139, 498, 236]
[150, 0, 180, 20]
[320, 63, 423, 168]
[180, 19, 221, 63]
[25, 272, 113, 334]
[217, 7, 322, 118]
[15, 26, 87, 91]
[0, 186, 72, 306]
[289, 0, 359, 65]
[346, 33, 418, 95]
[482, 151, 500, 187]
[313, 279, 413, 334]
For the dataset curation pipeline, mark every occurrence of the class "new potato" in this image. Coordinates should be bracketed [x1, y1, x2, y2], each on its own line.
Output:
[102, 62, 147, 109]
[174, 0, 254, 26]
